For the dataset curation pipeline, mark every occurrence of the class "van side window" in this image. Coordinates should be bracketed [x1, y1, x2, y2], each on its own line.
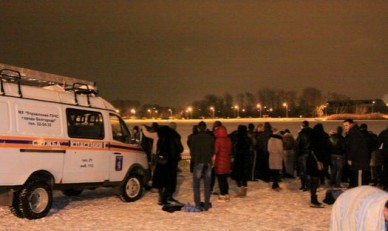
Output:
[109, 114, 130, 143]
[66, 108, 104, 139]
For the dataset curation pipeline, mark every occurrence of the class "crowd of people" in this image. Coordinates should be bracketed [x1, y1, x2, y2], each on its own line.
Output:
[134, 119, 388, 218]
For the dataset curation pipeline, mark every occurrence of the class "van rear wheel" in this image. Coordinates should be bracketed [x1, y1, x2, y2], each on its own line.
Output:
[119, 174, 143, 202]
[9, 191, 24, 218]
[18, 181, 52, 219]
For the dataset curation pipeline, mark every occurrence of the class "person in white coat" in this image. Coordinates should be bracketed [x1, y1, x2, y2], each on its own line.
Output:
[268, 130, 285, 191]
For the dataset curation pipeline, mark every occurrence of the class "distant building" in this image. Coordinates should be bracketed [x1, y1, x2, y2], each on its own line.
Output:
[327, 99, 387, 114]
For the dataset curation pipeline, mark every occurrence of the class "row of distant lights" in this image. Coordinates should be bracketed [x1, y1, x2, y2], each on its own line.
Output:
[183, 103, 290, 114]
[115, 101, 387, 118]
[182, 102, 388, 111]
[115, 103, 289, 113]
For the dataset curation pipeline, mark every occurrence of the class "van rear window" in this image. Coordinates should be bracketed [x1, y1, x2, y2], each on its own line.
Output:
[66, 108, 104, 139]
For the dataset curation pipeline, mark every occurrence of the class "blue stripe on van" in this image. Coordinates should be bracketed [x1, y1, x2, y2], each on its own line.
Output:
[0, 139, 70, 147]
[0, 139, 32, 144]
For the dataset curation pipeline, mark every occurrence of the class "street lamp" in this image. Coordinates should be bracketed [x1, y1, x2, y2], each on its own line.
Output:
[372, 101, 376, 113]
[256, 104, 262, 118]
[324, 103, 329, 116]
[210, 106, 215, 118]
[187, 107, 192, 119]
[168, 108, 173, 118]
[282, 102, 288, 118]
[147, 109, 152, 118]
[234, 105, 239, 118]
[154, 110, 158, 118]
[130, 108, 136, 118]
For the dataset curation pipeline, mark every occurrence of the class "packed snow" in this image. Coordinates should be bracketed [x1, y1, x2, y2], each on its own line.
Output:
[0, 159, 332, 231]
[2, 119, 385, 230]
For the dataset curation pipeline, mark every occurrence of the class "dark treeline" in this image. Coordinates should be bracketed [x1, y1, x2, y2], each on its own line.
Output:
[112, 87, 385, 119]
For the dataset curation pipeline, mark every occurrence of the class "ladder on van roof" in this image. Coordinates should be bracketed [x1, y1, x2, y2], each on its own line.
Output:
[0, 63, 98, 105]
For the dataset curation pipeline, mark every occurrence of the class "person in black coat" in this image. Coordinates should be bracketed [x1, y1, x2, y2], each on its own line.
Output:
[306, 123, 331, 207]
[153, 126, 183, 206]
[187, 125, 199, 173]
[343, 119, 370, 188]
[190, 121, 215, 210]
[255, 122, 272, 182]
[378, 126, 388, 191]
[295, 120, 313, 191]
[231, 125, 252, 197]
[359, 123, 379, 185]
[329, 126, 347, 187]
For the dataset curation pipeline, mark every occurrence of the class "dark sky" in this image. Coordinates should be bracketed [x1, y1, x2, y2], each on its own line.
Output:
[1, 1, 387, 106]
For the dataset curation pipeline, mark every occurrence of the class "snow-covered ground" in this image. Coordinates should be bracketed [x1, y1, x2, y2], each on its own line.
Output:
[2, 119, 386, 230]
[0, 160, 332, 231]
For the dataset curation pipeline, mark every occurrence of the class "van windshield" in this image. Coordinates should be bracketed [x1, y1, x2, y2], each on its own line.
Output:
[109, 114, 130, 144]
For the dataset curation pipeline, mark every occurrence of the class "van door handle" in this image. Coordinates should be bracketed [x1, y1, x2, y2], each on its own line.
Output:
[114, 152, 121, 155]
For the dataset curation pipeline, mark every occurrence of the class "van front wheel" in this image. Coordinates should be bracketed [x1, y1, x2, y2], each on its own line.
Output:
[119, 174, 143, 202]
[18, 181, 52, 219]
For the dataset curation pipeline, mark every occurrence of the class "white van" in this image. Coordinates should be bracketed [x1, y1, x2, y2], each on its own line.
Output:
[0, 64, 150, 219]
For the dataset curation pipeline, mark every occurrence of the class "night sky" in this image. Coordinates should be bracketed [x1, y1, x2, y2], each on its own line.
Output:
[0, 1, 387, 106]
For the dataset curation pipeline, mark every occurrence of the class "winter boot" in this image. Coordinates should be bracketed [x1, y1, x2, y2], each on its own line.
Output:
[299, 177, 305, 190]
[158, 188, 169, 206]
[217, 195, 226, 202]
[158, 190, 163, 205]
[217, 194, 231, 202]
[239, 186, 247, 197]
[310, 195, 324, 208]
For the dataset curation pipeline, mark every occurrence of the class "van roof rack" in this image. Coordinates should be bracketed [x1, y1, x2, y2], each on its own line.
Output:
[0, 63, 97, 94]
